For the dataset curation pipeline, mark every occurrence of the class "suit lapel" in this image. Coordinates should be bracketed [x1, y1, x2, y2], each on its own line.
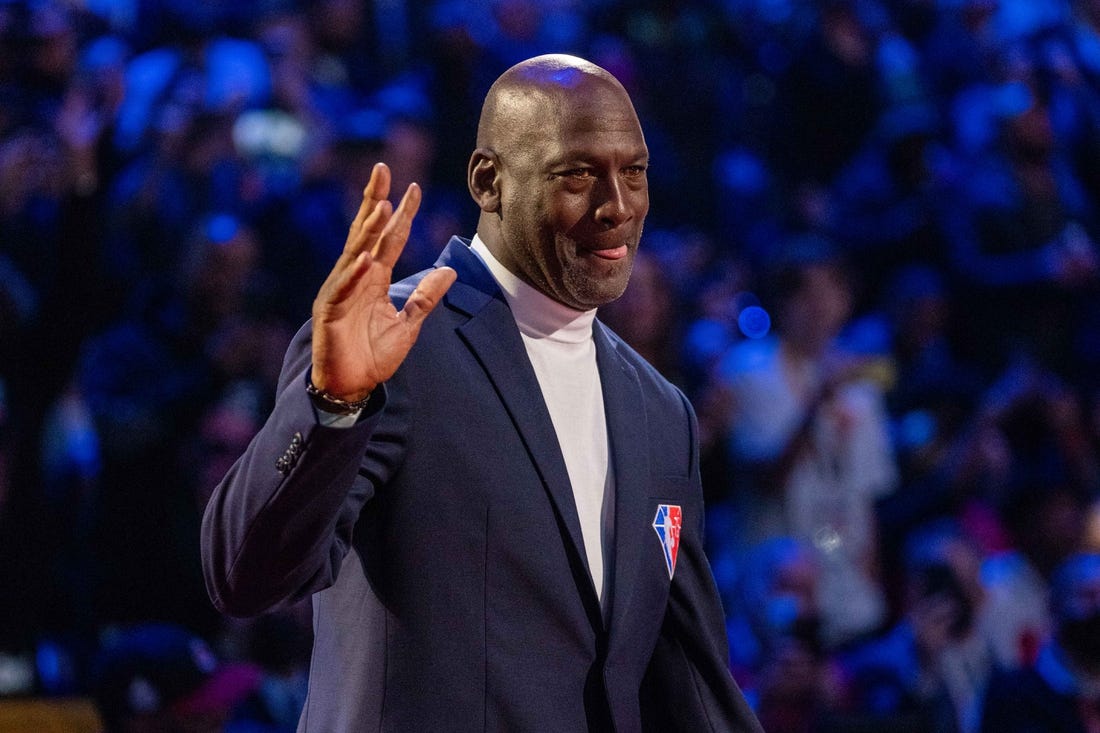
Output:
[439, 239, 593, 604]
[435, 239, 657, 629]
[593, 322, 653, 639]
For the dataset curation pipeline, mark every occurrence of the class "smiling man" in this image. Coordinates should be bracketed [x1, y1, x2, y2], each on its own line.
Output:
[201, 54, 761, 733]
[470, 60, 649, 310]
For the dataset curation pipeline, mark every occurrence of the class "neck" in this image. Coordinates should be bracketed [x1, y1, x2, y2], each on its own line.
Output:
[469, 234, 595, 340]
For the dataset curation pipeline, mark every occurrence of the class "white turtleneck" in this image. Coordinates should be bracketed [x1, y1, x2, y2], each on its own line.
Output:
[470, 235, 615, 608]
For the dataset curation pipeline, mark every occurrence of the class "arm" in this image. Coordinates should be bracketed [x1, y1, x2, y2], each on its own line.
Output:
[200, 163, 456, 616]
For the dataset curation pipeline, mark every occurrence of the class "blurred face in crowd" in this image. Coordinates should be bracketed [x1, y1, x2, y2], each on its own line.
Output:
[471, 55, 649, 311]
[781, 263, 853, 354]
[184, 217, 259, 321]
[30, 4, 78, 82]
[384, 118, 436, 199]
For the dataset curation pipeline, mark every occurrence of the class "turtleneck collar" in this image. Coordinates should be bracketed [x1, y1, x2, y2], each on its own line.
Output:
[469, 234, 596, 343]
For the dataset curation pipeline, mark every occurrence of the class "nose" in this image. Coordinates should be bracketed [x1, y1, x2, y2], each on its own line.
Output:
[594, 176, 632, 229]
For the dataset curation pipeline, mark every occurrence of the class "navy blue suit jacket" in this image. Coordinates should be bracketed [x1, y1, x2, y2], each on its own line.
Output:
[201, 237, 762, 732]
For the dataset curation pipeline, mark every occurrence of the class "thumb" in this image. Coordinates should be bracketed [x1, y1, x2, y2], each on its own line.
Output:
[400, 266, 458, 333]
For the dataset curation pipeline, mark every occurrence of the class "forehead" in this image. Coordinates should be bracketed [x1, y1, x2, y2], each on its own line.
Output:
[504, 77, 646, 159]
[556, 96, 645, 141]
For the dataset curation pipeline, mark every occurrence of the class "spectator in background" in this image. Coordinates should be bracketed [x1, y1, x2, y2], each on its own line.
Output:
[944, 64, 1100, 378]
[711, 233, 897, 648]
[375, 77, 473, 279]
[215, 605, 313, 733]
[980, 479, 1093, 671]
[772, 0, 884, 229]
[262, 104, 389, 317]
[0, 8, 120, 686]
[720, 536, 842, 733]
[830, 520, 992, 733]
[877, 266, 978, 428]
[828, 104, 958, 311]
[980, 552, 1100, 733]
[876, 355, 1100, 638]
[78, 214, 284, 637]
[944, 362, 1099, 671]
[869, 265, 992, 603]
[239, 610, 312, 733]
[722, 536, 823, 685]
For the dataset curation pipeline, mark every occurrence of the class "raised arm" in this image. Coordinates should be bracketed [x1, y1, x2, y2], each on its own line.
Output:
[201, 163, 455, 616]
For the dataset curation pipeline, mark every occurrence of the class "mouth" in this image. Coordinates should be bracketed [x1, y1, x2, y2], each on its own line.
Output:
[582, 244, 629, 261]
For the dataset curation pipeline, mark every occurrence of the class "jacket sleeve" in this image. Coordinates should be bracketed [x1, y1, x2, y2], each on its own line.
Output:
[641, 394, 764, 733]
[200, 320, 405, 617]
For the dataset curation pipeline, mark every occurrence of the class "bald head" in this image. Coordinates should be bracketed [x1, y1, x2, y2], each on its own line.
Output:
[476, 54, 636, 154]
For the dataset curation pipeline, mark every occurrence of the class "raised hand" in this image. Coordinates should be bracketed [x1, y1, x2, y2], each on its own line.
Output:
[310, 162, 457, 402]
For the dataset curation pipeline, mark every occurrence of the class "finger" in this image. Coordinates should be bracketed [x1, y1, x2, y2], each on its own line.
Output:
[372, 183, 422, 267]
[345, 195, 398, 260]
[343, 165, 393, 256]
[351, 162, 391, 232]
[327, 250, 372, 305]
[344, 199, 393, 260]
[400, 266, 457, 332]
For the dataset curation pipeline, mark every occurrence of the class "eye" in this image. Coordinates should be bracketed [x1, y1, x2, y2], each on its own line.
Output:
[563, 168, 594, 179]
[623, 165, 647, 177]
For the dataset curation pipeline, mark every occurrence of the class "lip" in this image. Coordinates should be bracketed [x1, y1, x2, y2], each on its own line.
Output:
[584, 245, 629, 261]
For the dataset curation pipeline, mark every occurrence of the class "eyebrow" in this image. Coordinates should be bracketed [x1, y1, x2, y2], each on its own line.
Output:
[548, 148, 650, 167]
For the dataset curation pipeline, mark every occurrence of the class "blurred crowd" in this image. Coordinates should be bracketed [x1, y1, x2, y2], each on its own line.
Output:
[3, 0, 1100, 730]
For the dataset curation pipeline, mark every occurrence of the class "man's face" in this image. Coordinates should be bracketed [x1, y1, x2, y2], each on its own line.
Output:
[494, 78, 649, 310]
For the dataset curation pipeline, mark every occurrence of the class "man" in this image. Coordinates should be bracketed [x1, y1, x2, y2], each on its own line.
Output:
[202, 54, 761, 732]
[713, 235, 896, 648]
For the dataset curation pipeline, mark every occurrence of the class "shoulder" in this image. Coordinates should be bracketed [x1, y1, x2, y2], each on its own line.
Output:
[597, 321, 688, 406]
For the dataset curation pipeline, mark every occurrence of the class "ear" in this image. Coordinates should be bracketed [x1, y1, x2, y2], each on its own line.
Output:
[467, 148, 501, 214]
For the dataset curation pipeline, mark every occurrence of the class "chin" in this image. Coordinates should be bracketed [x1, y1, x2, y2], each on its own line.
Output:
[553, 245, 635, 308]
[565, 277, 631, 310]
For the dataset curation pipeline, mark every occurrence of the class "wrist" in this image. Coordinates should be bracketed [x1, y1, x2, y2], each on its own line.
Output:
[305, 375, 375, 415]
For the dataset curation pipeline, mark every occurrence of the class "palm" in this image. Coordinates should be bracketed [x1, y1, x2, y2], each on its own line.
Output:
[311, 163, 456, 401]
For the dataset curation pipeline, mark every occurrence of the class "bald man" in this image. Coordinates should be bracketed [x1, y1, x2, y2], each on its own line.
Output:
[202, 55, 762, 733]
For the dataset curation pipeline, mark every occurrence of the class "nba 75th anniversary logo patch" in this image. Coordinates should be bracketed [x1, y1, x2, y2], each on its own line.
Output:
[652, 504, 682, 579]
